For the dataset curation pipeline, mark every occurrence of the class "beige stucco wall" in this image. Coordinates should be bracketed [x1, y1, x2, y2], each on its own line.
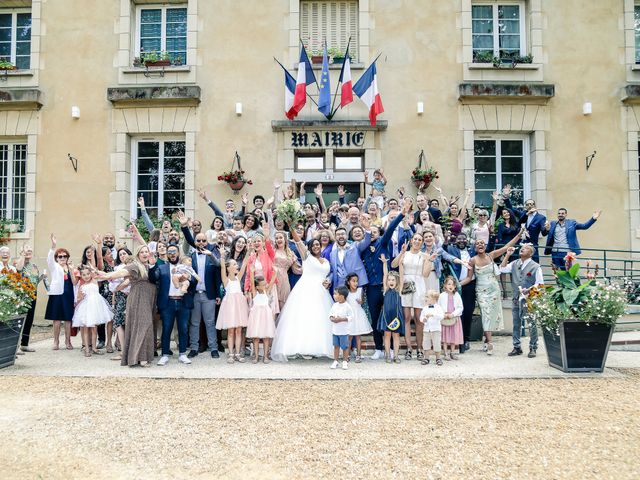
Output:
[0, 0, 634, 289]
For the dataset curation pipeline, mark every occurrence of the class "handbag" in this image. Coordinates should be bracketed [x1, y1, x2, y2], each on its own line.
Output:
[401, 280, 416, 295]
[440, 315, 457, 327]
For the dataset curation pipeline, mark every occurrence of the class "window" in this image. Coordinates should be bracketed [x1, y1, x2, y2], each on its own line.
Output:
[474, 137, 529, 208]
[134, 139, 185, 217]
[295, 153, 325, 172]
[0, 11, 31, 69]
[472, 2, 525, 61]
[136, 5, 187, 63]
[0, 143, 27, 231]
[334, 152, 364, 171]
[300, 1, 359, 61]
[633, 5, 640, 63]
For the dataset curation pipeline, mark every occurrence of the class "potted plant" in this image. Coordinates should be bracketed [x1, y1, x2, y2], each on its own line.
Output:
[473, 50, 495, 64]
[0, 218, 20, 245]
[307, 48, 323, 64]
[0, 268, 36, 368]
[0, 58, 16, 71]
[528, 254, 627, 373]
[142, 50, 172, 67]
[218, 169, 253, 193]
[328, 47, 350, 64]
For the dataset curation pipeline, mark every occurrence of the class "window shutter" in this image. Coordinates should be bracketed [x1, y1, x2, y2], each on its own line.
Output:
[300, 1, 358, 60]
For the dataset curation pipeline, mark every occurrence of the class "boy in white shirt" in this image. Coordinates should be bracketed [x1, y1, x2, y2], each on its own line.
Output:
[329, 286, 354, 370]
[420, 290, 445, 366]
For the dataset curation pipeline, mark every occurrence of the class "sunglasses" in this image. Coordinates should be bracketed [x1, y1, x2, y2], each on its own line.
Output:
[478, 214, 488, 217]
[195, 238, 207, 242]
[167, 250, 179, 255]
[56, 255, 69, 259]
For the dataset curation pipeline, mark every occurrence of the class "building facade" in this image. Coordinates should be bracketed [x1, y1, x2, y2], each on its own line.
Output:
[0, 0, 637, 260]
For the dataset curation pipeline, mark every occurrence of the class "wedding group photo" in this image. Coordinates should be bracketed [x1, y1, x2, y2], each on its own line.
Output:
[1, 1, 639, 479]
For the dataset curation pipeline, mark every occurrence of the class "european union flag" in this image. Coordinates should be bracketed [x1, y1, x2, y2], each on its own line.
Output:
[318, 43, 331, 118]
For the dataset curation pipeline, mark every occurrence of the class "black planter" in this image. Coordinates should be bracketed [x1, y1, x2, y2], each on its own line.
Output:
[0, 316, 25, 369]
[542, 320, 614, 373]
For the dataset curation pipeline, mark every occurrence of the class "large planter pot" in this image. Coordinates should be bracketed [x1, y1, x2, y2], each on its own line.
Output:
[0, 315, 25, 369]
[542, 320, 614, 373]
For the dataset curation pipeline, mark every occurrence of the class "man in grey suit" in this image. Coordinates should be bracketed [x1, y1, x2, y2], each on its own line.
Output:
[500, 243, 544, 358]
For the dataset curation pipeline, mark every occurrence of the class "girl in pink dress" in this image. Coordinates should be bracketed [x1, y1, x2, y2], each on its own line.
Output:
[438, 276, 464, 360]
[216, 249, 250, 364]
[246, 264, 277, 364]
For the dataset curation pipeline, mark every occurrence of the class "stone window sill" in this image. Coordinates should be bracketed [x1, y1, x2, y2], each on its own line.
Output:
[298, 63, 366, 71]
[468, 63, 541, 70]
[121, 65, 192, 74]
[1, 69, 35, 78]
[631, 64, 640, 71]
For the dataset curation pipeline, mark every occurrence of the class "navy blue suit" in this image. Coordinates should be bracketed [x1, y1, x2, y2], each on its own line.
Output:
[149, 262, 197, 356]
[361, 213, 405, 351]
[504, 199, 547, 261]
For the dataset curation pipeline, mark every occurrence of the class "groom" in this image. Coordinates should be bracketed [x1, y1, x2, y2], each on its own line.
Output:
[328, 215, 371, 292]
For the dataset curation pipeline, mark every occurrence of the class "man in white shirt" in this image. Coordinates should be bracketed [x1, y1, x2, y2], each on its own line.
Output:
[500, 243, 544, 358]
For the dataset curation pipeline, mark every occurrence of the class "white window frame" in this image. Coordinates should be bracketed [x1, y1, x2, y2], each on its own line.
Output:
[0, 142, 27, 231]
[134, 4, 187, 57]
[472, 1, 526, 59]
[473, 133, 530, 206]
[129, 137, 186, 218]
[0, 9, 31, 68]
[300, 0, 359, 62]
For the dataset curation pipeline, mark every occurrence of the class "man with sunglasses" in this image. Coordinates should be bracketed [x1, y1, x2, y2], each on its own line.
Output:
[150, 244, 197, 366]
[178, 212, 223, 359]
[502, 186, 547, 262]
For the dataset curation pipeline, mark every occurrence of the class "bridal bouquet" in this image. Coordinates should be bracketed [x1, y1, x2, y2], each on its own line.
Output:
[276, 199, 304, 225]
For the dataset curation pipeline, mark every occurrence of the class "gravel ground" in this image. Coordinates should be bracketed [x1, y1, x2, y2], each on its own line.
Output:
[1, 371, 639, 480]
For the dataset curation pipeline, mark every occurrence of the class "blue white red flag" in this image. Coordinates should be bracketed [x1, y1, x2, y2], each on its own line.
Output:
[284, 68, 297, 120]
[339, 47, 353, 108]
[353, 61, 384, 126]
[290, 46, 317, 119]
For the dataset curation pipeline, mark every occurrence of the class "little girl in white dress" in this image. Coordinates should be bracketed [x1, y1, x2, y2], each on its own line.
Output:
[73, 267, 113, 357]
[345, 273, 373, 363]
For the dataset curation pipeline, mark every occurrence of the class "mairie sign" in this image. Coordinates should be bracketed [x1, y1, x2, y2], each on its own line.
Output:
[290, 131, 365, 148]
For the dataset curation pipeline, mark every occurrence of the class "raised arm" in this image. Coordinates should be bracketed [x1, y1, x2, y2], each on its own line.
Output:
[458, 188, 472, 222]
[314, 183, 326, 213]
[137, 197, 155, 234]
[177, 211, 196, 248]
[219, 249, 228, 286]
[92, 234, 104, 270]
[576, 210, 601, 229]
[489, 226, 524, 260]
[288, 221, 308, 259]
[391, 242, 408, 269]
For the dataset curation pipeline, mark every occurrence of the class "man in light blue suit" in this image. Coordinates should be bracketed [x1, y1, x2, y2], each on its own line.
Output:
[544, 208, 601, 268]
[329, 215, 371, 292]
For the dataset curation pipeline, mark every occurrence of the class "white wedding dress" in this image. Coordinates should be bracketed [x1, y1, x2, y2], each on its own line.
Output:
[271, 254, 334, 361]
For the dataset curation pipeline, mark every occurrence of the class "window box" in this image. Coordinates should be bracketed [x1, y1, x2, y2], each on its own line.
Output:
[144, 59, 171, 68]
[468, 63, 540, 70]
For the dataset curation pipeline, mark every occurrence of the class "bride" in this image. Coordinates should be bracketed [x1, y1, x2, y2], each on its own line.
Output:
[271, 224, 333, 361]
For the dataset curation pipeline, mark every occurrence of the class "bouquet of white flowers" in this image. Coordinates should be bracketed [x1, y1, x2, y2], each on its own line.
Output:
[276, 199, 304, 226]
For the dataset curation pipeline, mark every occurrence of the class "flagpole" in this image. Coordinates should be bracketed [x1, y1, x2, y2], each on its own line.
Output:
[328, 36, 351, 119]
[273, 56, 320, 108]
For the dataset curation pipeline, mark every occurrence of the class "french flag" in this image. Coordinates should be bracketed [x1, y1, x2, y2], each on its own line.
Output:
[339, 52, 353, 108]
[284, 69, 297, 120]
[353, 61, 384, 126]
[289, 47, 317, 119]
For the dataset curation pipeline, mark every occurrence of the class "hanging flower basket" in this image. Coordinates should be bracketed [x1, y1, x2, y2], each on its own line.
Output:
[411, 150, 439, 191]
[228, 180, 245, 191]
[218, 152, 252, 194]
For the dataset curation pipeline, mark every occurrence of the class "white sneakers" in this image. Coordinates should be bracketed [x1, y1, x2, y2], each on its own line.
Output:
[330, 360, 349, 370]
[178, 354, 192, 364]
[371, 350, 384, 360]
[157, 355, 169, 366]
